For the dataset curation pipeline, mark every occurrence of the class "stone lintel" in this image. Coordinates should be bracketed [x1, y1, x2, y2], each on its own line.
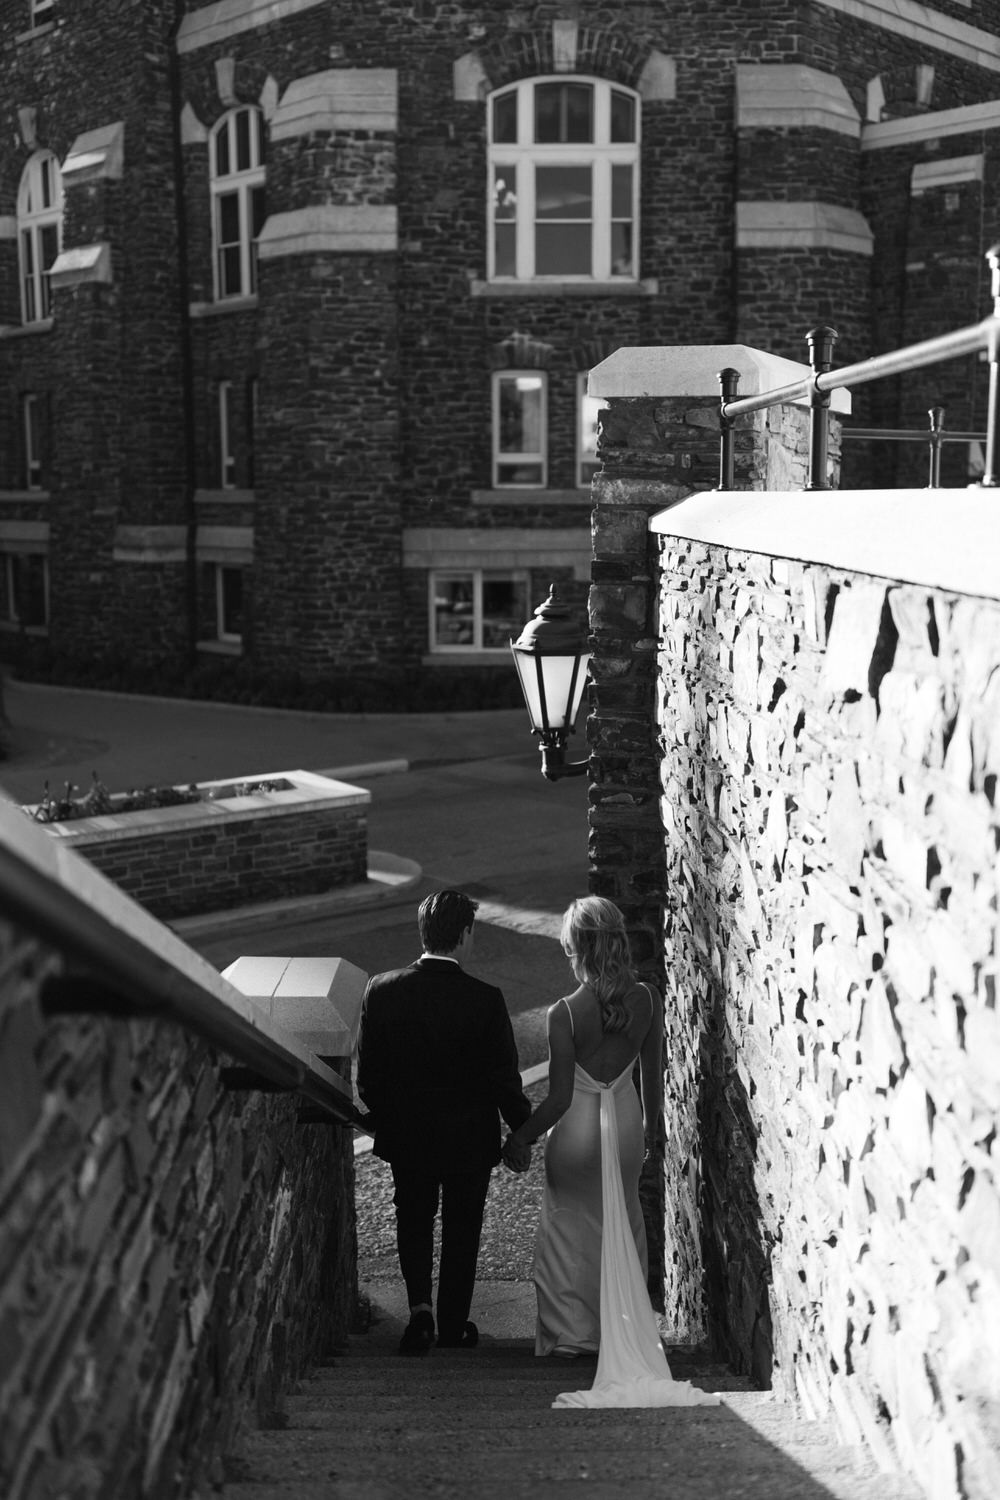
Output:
[588, 344, 852, 413]
[402, 526, 590, 581]
[49, 243, 112, 289]
[176, 0, 326, 53]
[113, 524, 187, 563]
[911, 154, 983, 193]
[270, 69, 398, 139]
[0, 519, 49, 548]
[649, 487, 1000, 602]
[737, 202, 874, 257]
[196, 524, 254, 565]
[257, 205, 397, 258]
[62, 122, 125, 184]
[863, 96, 1000, 150]
[736, 64, 860, 136]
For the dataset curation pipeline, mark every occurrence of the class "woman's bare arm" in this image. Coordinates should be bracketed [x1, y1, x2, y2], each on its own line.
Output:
[508, 1000, 576, 1149]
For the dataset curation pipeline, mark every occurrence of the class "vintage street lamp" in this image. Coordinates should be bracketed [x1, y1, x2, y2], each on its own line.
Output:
[510, 584, 591, 781]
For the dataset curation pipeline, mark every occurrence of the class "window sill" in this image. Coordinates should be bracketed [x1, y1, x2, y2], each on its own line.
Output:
[0, 490, 50, 503]
[469, 278, 658, 298]
[472, 488, 592, 506]
[196, 638, 243, 656]
[0, 319, 54, 340]
[423, 651, 515, 666]
[195, 488, 256, 506]
[16, 22, 56, 43]
[189, 297, 258, 319]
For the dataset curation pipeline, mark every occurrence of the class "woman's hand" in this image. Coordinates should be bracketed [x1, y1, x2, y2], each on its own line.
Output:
[502, 1135, 531, 1173]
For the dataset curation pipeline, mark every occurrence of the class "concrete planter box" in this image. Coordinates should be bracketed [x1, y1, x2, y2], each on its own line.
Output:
[29, 769, 370, 921]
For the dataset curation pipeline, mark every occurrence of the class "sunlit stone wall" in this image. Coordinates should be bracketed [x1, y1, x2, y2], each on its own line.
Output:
[654, 524, 1000, 1500]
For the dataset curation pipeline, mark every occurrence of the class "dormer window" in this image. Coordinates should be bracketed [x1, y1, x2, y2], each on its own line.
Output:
[488, 77, 639, 282]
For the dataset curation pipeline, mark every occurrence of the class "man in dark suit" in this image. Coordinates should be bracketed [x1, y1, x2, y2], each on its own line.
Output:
[357, 889, 532, 1354]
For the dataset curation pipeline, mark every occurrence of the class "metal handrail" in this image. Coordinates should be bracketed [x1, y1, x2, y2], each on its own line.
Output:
[840, 406, 987, 488]
[717, 244, 1000, 491]
[0, 804, 366, 1128]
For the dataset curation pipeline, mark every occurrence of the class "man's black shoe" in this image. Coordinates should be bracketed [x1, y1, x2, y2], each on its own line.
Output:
[437, 1320, 479, 1349]
[398, 1310, 435, 1356]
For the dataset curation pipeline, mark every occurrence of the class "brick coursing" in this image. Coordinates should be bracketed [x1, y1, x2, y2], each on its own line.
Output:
[59, 801, 367, 921]
[0, 916, 356, 1500]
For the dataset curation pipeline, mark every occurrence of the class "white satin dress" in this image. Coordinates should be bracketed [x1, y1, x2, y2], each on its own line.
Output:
[533, 998, 720, 1409]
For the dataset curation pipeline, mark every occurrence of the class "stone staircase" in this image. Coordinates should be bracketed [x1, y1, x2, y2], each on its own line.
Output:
[217, 1288, 926, 1500]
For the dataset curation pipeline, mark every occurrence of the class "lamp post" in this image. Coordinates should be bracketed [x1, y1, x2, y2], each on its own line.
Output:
[510, 584, 591, 781]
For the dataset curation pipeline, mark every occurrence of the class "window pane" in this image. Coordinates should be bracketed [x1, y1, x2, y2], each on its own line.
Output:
[536, 165, 591, 219]
[496, 459, 544, 485]
[579, 390, 607, 482]
[536, 222, 591, 275]
[482, 576, 528, 648]
[251, 185, 267, 238]
[21, 230, 34, 277]
[220, 246, 242, 297]
[499, 376, 543, 454]
[218, 192, 240, 245]
[611, 163, 633, 218]
[534, 82, 593, 143]
[235, 109, 252, 172]
[434, 577, 475, 647]
[492, 91, 518, 144]
[611, 90, 636, 143]
[220, 568, 244, 637]
[611, 222, 633, 277]
[215, 122, 230, 178]
[494, 164, 517, 276]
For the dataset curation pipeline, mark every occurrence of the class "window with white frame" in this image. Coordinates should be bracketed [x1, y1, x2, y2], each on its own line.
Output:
[429, 570, 530, 652]
[493, 371, 546, 487]
[577, 374, 608, 488]
[488, 77, 639, 282]
[30, 0, 54, 26]
[210, 107, 266, 300]
[22, 393, 44, 490]
[218, 381, 236, 487]
[1, 552, 49, 628]
[215, 565, 244, 642]
[17, 151, 63, 324]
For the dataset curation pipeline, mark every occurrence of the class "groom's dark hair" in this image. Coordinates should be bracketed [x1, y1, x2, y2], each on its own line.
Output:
[418, 889, 478, 954]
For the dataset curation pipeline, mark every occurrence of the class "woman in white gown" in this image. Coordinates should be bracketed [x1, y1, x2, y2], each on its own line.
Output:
[503, 897, 718, 1410]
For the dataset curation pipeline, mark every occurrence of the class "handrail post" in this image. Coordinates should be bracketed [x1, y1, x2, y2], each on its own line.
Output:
[804, 325, 839, 490]
[980, 245, 1000, 487]
[927, 406, 944, 488]
[718, 367, 740, 489]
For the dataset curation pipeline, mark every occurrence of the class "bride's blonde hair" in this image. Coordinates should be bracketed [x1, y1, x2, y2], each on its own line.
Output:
[561, 896, 633, 1034]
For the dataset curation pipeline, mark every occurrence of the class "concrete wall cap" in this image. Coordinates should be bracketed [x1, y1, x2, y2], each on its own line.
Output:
[649, 486, 1000, 600]
[588, 344, 852, 412]
[736, 64, 859, 136]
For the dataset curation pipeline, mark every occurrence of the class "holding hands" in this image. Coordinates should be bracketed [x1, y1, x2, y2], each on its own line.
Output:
[502, 1135, 531, 1174]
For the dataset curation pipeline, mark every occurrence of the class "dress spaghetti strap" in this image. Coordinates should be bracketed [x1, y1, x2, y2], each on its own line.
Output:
[562, 996, 575, 1036]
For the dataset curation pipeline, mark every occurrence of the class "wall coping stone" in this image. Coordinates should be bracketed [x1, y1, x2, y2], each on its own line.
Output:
[911, 153, 983, 192]
[62, 122, 124, 184]
[649, 486, 1000, 601]
[863, 96, 1000, 149]
[588, 344, 853, 412]
[270, 69, 397, 137]
[222, 954, 368, 1056]
[258, 205, 397, 258]
[32, 769, 370, 847]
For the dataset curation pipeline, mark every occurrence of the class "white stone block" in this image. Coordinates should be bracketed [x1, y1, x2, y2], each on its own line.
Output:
[222, 954, 368, 1056]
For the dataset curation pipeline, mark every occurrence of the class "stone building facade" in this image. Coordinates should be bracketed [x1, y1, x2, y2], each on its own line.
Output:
[1, 0, 1000, 695]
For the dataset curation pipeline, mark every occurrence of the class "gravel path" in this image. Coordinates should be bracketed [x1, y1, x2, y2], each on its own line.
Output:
[354, 1080, 549, 1284]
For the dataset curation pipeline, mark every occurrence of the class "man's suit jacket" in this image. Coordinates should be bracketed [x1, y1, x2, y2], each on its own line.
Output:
[356, 956, 531, 1175]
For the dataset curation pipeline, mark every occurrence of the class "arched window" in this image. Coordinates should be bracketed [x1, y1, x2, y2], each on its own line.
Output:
[488, 77, 639, 282]
[17, 151, 63, 324]
[210, 106, 266, 300]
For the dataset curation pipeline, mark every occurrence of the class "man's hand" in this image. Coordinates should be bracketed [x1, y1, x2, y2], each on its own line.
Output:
[502, 1136, 531, 1174]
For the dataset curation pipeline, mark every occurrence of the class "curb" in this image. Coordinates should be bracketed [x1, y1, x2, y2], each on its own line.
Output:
[171, 849, 424, 943]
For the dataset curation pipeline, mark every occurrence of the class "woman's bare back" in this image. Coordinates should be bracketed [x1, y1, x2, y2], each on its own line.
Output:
[560, 981, 653, 1084]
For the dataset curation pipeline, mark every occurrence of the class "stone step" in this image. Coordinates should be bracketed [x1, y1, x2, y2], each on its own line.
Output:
[216, 1332, 925, 1500]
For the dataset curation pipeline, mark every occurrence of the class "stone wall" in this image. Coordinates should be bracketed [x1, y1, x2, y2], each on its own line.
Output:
[0, 913, 357, 1500]
[653, 529, 1000, 1497]
[40, 775, 369, 921]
